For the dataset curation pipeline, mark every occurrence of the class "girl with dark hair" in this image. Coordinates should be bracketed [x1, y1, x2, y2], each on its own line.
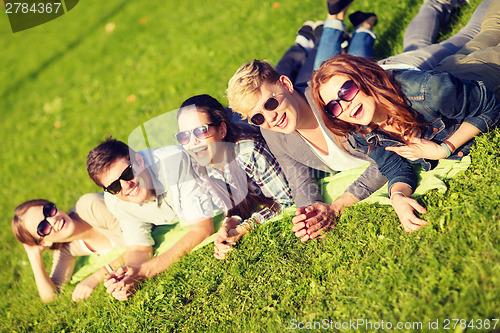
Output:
[176, 94, 293, 259]
[12, 193, 126, 302]
[311, 33, 500, 231]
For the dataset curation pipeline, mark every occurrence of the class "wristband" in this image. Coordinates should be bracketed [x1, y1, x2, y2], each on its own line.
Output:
[440, 142, 451, 158]
[390, 191, 406, 206]
[443, 140, 456, 153]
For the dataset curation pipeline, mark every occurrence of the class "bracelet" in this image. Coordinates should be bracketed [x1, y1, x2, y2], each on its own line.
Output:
[241, 217, 260, 232]
[390, 191, 406, 206]
[440, 142, 452, 158]
[222, 215, 242, 225]
[240, 220, 253, 232]
[103, 264, 113, 274]
[443, 140, 456, 153]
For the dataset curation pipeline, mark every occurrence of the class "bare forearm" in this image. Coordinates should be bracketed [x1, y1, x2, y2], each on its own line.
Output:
[26, 250, 57, 302]
[331, 191, 360, 211]
[87, 250, 129, 284]
[140, 220, 213, 279]
[446, 123, 481, 152]
[125, 246, 153, 267]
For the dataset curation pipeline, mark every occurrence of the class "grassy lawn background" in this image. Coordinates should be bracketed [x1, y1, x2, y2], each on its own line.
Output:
[1, 0, 498, 331]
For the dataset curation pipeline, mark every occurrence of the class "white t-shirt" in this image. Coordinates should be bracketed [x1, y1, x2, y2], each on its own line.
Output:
[302, 110, 368, 171]
[104, 145, 211, 247]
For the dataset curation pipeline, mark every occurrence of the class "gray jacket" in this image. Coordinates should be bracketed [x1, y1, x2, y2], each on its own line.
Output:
[261, 83, 387, 207]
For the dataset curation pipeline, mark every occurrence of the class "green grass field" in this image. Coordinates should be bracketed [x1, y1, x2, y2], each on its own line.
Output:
[1, 0, 499, 331]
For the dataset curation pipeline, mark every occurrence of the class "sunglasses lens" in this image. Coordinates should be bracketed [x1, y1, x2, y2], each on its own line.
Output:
[250, 113, 265, 126]
[339, 80, 359, 101]
[193, 126, 210, 140]
[43, 202, 57, 218]
[37, 220, 52, 237]
[264, 97, 279, 111]
[121, 165, 135, 181]
[175, 132, 191, 145]
[325, 101, 342, 118]
[106, 180, 121, 194]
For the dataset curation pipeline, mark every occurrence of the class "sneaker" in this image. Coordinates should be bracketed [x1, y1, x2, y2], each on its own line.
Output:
[327, 0, 354, 15]
[313, 20, 324, 45]
[296, 21, 315, 50]
[297, 20, 315, 41]
[432, 0, 470, 9]
[348, 11, 377, 28]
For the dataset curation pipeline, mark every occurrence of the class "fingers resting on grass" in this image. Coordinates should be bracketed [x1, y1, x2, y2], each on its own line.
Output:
[391, 194, 427, 232]
[72, 274, 100, 302]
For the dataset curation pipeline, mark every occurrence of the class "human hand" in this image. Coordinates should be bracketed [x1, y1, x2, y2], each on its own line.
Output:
[72, 274, 100, 302]
[214, 217, 246, 260]
[292, 202, 338, 242]
[390, 193, 427, 232]
[103, 265, 145, 301]
[23, 242, 49, 254]
[385, 138, 447, 161]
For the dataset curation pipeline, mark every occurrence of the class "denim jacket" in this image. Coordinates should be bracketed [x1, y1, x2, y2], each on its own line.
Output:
[352, 69, 500, 192]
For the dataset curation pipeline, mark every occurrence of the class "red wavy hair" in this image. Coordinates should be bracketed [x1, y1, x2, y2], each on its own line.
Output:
[311, 54, 425, 144]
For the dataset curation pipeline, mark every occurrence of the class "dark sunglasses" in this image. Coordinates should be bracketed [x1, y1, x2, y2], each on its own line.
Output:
[37, 202, 58, 237]
[103, 164, 135, 195]
[175, 123, 219, 145]
[249, 92, 284, 126]
[324, 80, 359, 118]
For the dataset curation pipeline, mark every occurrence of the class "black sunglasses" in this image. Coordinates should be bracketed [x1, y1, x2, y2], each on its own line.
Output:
[37, 202, 58, 237]
[324, 80, 359, 118]
[249, 92, 284, 126]
[175, 123, 220, 145]
[103, 164, 135, 195]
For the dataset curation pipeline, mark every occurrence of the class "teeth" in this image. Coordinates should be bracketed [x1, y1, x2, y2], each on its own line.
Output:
[276, 114, 285, 127]
[129, 186, 139, 196]
[351, 105, 362, 117]
[192, 147, 207, 153]
[58, 219, 65, 231]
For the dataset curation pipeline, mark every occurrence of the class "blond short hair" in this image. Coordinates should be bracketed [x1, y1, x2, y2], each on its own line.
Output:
[226, 60, 281, 118]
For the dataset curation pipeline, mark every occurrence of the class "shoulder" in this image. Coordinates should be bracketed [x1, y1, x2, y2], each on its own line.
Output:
[73, 193, 105, 220]
[235, 139, 259, 162]
[236, 139, 271, 156]
[150, 145, 185, 157]
[260, 127, 285, 143]
[74, 193, 119, 229]
[393, 69, 459, 97]
[145, 145, 189, 165]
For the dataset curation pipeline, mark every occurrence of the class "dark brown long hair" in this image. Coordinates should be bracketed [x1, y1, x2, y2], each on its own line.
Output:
[311, 54, 425, 143]
[178, 94, 275, 220]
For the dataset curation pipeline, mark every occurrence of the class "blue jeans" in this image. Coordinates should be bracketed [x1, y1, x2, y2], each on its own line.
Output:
[436, 0, 500, 99]
[276, 19, 376, 84]
[379, 0, 491, 70]
[314, 19, 376, 70]
[275, 44, 308, 84]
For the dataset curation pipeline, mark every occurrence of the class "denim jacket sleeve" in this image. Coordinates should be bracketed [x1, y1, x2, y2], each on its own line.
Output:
[352, 132, 418, 193]
[395, 70, 500, 133]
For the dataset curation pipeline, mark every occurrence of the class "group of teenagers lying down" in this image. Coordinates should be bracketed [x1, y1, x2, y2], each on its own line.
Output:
[12, 0, 500, 302]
